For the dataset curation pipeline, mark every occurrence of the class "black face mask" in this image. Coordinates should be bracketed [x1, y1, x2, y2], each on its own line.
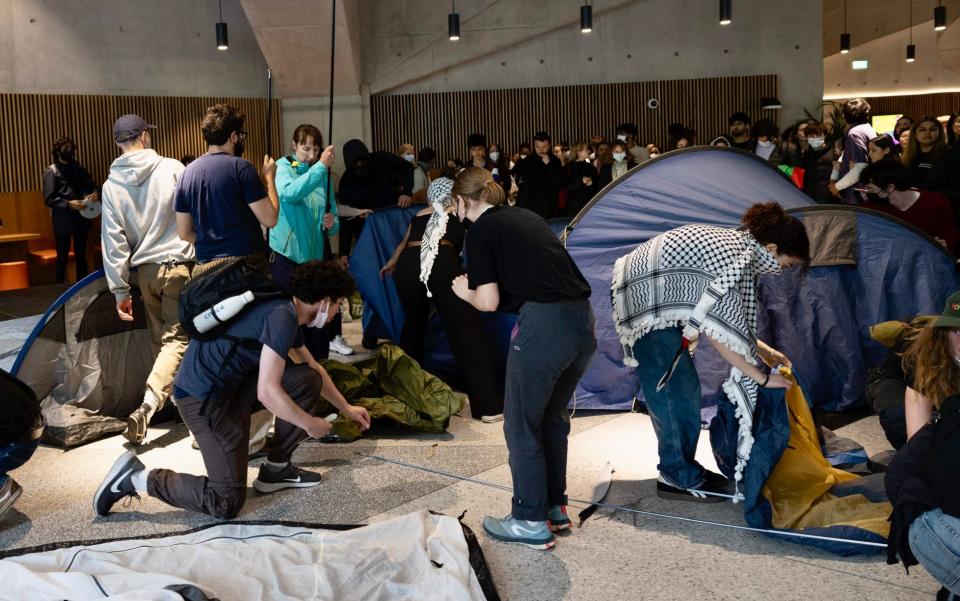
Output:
[234, 140, 245, 157]
[351, 159, 370, 179]
[58, 148, 76, 162]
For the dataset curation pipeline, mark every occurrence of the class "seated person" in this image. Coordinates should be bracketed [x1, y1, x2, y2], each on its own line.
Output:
[886, 292, 960, 601]
[94, 261, 371, 519]
[0, 369, 44, 520]
[860, 160, 960, 254]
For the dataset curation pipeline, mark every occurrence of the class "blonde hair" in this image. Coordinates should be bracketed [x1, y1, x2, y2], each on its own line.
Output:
[902, 321, 960, 409]
[397, 143, 415, 156]
[452, 166, 505, 206]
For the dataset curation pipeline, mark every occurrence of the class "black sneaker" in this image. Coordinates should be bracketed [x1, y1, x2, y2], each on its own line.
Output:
[0, 477, 23, 520]
[124, 403, 151, 445]
[252, 462, 322, 494]
[93, 451, 143, 516]
[702, 469, 729, 491]
[656, 475, 727, 503]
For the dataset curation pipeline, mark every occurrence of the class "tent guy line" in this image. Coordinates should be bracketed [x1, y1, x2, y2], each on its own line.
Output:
[357, 452, 888, 549]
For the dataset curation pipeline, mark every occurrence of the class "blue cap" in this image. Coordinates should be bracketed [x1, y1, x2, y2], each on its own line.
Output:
[113, 114, 155, 143]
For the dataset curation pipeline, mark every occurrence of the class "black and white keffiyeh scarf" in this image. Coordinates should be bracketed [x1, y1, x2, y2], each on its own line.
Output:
[420, 177, 455, 297]
[611, 224, 782, 483]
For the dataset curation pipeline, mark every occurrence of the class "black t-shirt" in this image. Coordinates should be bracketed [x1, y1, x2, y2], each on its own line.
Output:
[730, 139, 757, 152]
[408, 213, 466, 252]
[465, 206, 591, 312]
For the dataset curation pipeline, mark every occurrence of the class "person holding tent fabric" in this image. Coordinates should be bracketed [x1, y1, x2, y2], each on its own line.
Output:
[451, 167, 596, 550]
[380, 176, 503, 421]
[94, 261, 371, 520]
[611, 202, 810, 502]
[886, 292, 960, 601]
[269, 123, 362, 359]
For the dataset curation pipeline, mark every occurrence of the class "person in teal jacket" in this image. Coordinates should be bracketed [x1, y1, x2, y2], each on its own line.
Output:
[270, 124, 362, 358]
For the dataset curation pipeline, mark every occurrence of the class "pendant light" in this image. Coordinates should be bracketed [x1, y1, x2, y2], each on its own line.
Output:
[216, 0, 228, 51]
[449, 0, 460, 41]
[840, 0, 851, 53]
[907, 0, 916, 62]
[719, 0, 732, 25]
[935, 1, 947, 31]
[580, 2, 593, 33]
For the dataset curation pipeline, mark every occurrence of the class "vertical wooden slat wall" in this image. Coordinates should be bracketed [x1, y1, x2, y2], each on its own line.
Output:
[0, 94, 283, 193]
[841, 92, 960, 120]
[370, 74, 778, 163]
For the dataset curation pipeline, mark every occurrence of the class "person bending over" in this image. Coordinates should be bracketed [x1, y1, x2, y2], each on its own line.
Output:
[612, 203, 809, 501]
[94, 261, 371, 519]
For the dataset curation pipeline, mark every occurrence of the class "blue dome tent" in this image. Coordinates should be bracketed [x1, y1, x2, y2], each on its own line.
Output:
[564, 146, 960, 411]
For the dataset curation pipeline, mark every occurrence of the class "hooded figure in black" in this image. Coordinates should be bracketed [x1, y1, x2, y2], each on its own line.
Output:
[338, 139, 415, 256]
[42, 137, 98, 283]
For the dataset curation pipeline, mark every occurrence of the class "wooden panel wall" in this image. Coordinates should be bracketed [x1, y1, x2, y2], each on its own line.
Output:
[371, 75, 778, 163]
[0, 94, 283, 194]
[858, 92, 960, 119]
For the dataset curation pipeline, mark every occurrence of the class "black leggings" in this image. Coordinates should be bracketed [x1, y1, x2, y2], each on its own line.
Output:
[393, 246, 503, 418]
[55, 228, 89, 284]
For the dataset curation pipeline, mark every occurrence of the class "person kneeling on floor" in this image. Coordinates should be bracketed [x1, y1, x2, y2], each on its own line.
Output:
[94, 260, 371, 519]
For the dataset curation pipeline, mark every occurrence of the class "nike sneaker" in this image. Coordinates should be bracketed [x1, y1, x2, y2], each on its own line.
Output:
[252, 461, 323, 494]
[482, 515, 555, 550]
[93, 450, 143, 516]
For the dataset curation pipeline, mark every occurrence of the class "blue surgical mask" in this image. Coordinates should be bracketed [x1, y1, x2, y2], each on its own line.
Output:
[403, 154, 416, 163]
[613, 152, 626, 162]
[489, 151, 500, 161]
[808, 137, 825, 150]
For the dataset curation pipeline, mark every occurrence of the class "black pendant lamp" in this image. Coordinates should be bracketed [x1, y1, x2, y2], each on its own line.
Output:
[719, 0, 732, 25]
[216, 0, 228, 51]
[580, 2, 593, 33]
[935, 1, 947, 31]
[840, 0, 851, 53]
[907, 0, 915, 62]
[449, 0, 460, 41]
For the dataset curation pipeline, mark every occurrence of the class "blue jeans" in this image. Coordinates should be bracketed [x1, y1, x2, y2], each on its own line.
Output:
[910, 509, 960, 597]
[0, 438, 40, 486]
[632, 328, 705, 489]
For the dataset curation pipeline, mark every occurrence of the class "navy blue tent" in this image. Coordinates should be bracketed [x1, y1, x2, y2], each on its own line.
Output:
[565, 146, 960, 411]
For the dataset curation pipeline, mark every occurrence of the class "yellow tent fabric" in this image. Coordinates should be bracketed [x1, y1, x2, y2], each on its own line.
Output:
[761, 372, 891, 538]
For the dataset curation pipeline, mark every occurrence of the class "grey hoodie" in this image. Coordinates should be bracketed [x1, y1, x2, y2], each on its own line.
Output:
[101, 149, 194, 301]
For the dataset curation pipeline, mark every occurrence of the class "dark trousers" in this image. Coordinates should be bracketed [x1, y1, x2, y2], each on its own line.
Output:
[867, 375, 908, 450]
[393, 246, 503, 418]
[338, 216, 366, 258]
[148, 364, 331, 519]
[504, 299, 595, 521]
[0, 437, 40, 486]
[269, 251, 340, 360]
[54, 228, 89, 283]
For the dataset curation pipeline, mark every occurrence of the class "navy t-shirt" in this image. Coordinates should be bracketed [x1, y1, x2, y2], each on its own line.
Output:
[175, 152, 268, 262]
[174, 299, 303, 401]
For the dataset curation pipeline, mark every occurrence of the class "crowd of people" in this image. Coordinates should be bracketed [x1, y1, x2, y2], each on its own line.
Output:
[1, 99, 958, 598]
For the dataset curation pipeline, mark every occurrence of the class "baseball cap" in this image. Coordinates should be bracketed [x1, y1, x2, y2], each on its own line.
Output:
[113, 114, 155, 143]
[933, 290, 960, 329]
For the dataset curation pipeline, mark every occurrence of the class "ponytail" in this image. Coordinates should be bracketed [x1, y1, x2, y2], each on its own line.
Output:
[453, 166, 505, 206]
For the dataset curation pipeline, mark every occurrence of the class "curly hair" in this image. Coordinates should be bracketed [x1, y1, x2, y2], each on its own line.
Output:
[287, 260, 356, 304]
[742, 202, 810, 267]
[200, 104, 245, 146]
[902, 322, 960, 409]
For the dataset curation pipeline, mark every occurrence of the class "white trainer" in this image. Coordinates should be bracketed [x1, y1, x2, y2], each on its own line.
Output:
[329, 335, 355, 356]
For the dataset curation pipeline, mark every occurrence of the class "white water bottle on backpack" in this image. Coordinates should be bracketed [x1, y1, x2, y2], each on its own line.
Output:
[193, 291, 255, 334]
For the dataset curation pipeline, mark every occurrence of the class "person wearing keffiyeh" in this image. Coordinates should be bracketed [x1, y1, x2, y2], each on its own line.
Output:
[380, 177, 503, 420]
[611, 202, 810, 502]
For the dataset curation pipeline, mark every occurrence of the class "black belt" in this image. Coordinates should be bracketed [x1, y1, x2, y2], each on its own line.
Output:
[160, 259, 195, 267]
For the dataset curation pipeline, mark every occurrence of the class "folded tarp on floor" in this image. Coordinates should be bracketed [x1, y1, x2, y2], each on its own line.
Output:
[0, 511, 498, 601]
[711, 372, 890, 555]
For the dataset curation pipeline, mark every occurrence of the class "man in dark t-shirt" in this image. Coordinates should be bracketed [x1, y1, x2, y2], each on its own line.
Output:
[512, 132, 565, 220]
[174, 104, 279, 268]
[94, 261, 371, 519]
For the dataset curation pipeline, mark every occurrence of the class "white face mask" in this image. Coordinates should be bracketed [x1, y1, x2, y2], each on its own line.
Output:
[758, 139, 775, 148]
[308, 300, 331, 329]
[403, 154, 416, 163]
[808, 137, 825, 150]
[649, 153, 659, 159]
[617, 134, 628, 142]
[613, 152, 626, 162]
[489, 151, 499, 161]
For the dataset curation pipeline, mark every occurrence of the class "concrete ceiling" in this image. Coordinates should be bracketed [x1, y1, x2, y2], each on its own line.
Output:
[822, 0, 953, 56]
[238, 0, 362, 98]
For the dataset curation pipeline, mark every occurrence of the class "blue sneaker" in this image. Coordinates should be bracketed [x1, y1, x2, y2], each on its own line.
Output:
[547, 505, 571, 532]
[482, 515, 555, 550]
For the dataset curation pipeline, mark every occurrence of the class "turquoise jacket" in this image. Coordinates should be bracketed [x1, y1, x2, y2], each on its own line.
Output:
[269, 156, 340, 263]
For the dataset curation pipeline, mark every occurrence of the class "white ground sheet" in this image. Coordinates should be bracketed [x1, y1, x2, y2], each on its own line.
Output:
[0, 511, 487, 601]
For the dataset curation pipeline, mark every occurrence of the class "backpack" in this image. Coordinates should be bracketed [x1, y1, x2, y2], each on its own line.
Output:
[178, 259, 288, 341]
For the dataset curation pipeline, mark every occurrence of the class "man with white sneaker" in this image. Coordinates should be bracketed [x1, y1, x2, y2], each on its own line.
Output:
[93, 261, 370, 519]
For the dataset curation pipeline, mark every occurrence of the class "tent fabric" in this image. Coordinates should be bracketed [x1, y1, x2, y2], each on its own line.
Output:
[710, 372, 890, 555]
[0, 511, 497, 601]
[564, 147, 960, 411]
[12, 270, 154, 447]
[564, 147, 813, 410]
[323, 344, 465, 441]
[756, 206, 960, 411]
